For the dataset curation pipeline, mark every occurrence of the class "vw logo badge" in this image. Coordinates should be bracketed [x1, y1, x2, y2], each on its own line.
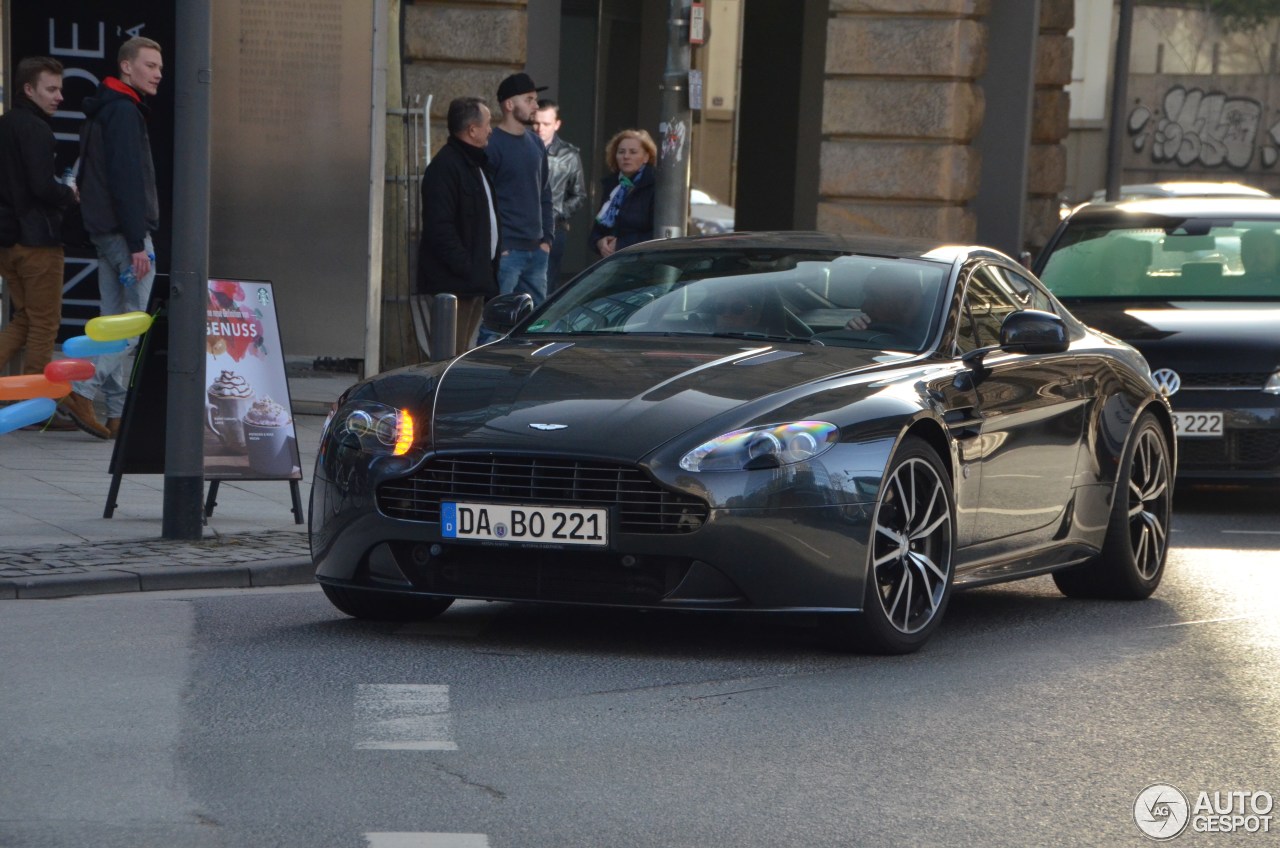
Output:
[1151, 368, 1181, 397]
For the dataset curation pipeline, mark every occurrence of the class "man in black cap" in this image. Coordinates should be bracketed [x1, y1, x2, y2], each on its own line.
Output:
[479, 72, 554, 341]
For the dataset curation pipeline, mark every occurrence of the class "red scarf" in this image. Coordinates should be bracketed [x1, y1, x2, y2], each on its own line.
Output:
[104, 77, 141, 103]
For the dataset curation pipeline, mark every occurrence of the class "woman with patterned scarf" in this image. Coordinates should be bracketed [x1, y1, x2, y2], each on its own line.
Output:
[589, 129, 657, 258]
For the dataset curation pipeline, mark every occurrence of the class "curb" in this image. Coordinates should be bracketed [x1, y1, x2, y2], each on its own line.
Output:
[0, 556, 316, 600]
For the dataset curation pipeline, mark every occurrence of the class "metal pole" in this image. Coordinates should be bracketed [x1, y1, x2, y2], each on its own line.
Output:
[365, 0, 389, 377]
[1105, 0, 1135, 202]
[654, 0, 692, 239]
[163, 0, 212, 540]
[428, 294, 457, 361]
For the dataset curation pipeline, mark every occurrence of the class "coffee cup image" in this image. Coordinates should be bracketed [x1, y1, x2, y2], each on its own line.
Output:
[206, 370, 254, 450]
[243, 395, 294, 476]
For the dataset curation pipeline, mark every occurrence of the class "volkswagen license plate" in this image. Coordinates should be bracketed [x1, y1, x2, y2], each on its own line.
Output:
[1172, 411, 1223, 438]
[441, 502, 608, 546]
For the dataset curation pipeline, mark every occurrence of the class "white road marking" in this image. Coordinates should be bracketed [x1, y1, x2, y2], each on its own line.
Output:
[1221, 529, 1280, 535]
[355, 684, 457, 751]
[1146, 614, 1257, 629]
[364, 834, 490, 848]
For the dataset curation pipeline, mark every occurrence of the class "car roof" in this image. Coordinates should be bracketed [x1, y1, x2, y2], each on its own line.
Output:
[1089, 181, 1271, 202]
[630, 230, 1014, 266]
[1064, 196, 1280, 222]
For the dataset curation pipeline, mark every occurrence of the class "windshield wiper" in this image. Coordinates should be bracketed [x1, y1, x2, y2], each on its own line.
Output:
[706, 331, 823, 345]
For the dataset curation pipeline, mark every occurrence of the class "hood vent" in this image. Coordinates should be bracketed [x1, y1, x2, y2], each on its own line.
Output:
[735, 349, 802, 366]
[532, 342, 576, 358]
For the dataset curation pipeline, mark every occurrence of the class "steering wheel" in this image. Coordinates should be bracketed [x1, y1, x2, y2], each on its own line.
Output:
[860, 321, 914, 348]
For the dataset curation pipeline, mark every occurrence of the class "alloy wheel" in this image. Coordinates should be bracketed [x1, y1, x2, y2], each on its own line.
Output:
[1126, 427, 1171, 581]
[871, 456, 954, 634]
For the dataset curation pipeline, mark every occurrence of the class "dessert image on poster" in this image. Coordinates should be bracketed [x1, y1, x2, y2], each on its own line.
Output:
[203, 280, 302, 480]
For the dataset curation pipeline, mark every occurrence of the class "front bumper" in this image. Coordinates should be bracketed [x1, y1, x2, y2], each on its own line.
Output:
[1168, 391, 1280, 480]
[309, 443, 894, 612]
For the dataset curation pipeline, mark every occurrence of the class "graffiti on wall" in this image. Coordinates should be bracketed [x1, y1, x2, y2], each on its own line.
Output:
[1128, 85, 1280, 170]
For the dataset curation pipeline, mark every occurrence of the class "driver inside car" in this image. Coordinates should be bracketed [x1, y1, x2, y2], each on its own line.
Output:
[845, 266, 925, 343]
[711, 291, 768, 333]
[693, 284, 789, 336]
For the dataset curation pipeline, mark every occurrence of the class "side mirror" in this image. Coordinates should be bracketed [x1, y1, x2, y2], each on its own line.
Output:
[481, 293, 535, 335]
[999, 309, 1069, 355]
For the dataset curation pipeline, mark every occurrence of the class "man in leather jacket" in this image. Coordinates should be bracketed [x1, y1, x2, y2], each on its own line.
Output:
[533, 100, 585, 293]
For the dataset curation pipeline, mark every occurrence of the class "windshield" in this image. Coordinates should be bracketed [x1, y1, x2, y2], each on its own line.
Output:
[1039, 219, 1280, 299]
[522, 248, 950, 352]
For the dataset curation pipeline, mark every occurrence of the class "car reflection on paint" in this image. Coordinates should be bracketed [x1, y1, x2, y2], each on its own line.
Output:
[1036, 196, 1280, 483]
[311, 232, 1174, 654]
[689, 187, 734, 235]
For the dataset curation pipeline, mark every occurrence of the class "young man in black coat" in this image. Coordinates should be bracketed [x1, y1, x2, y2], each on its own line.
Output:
[65, 36, 164, 440]
[417, 97, 501, 356]
[0, 57, 78, 382]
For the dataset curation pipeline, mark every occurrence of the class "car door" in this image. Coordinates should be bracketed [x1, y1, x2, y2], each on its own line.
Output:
[953, 264, 1087, 549]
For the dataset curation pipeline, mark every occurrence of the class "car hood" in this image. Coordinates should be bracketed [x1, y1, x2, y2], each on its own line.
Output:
[430, 336, 899, 456]
[1065, 299, 1280, 368]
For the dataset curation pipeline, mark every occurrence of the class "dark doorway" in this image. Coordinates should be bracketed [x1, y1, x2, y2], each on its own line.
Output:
[735, 0, 826, 231]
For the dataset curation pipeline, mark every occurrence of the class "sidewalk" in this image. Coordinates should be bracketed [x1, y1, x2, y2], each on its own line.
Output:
[0, 364, 360, 600]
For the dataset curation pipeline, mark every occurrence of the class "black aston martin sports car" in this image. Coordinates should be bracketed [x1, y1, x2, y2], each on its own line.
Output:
[311, 232, 1175, 653]
[1036, 197, 1280, 482]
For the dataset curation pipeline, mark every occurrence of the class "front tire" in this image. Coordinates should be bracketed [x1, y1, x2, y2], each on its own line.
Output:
[826, 436, 956, 654]
[1054, 411, 1172, 599]
[321, 584, 455, 622]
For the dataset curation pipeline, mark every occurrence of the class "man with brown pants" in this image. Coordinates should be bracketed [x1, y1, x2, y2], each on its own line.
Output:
[0, 57, 79, 392]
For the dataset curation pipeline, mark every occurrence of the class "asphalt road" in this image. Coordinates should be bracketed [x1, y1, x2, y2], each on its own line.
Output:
[1, 486, 1276, 848]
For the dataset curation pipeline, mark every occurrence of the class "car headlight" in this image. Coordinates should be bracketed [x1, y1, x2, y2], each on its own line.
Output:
[330, 400, 418, 456]
[1266, 369, 1280, 395]
[680, 421, 838, 472]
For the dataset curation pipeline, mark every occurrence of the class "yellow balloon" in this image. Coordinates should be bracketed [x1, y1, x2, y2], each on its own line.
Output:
[86, 311, 153, 342]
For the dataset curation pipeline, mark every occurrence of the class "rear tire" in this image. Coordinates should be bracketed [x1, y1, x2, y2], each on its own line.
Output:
[321, 584, 455, 621]
[1053, 411, 1172, 599]
[825, 436, 956, 654]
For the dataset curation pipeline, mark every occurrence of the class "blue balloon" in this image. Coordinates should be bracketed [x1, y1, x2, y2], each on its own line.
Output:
[63, 335, 128, 358]
[0, 397, 58, 435]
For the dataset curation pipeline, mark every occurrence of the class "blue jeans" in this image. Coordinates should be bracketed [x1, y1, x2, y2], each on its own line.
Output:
[498, 247, 549, 304]
[478, 247, 548, 343]
[71, 233, 156, 418]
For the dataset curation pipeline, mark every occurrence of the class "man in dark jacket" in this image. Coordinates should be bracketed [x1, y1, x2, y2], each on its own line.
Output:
[64, 36, 164, 440]
[417, 97, 500, 356]
[533, 99, 585, 292]
[0, 57, 78, 381]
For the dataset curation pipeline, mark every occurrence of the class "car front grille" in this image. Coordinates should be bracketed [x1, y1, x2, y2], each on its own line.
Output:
[1177, 372, 1271, 390]
[404, 547, 696, 606]
[377, 455, 708, 534]
[1178, 431, 1280, 470]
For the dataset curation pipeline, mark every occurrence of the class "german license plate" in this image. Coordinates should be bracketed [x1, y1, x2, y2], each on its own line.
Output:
[1172, 411, 1223, 438]
[441, 502, 608, 546]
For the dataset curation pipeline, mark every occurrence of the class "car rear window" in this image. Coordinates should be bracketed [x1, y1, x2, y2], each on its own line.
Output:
[1038, 220, 1280, 298]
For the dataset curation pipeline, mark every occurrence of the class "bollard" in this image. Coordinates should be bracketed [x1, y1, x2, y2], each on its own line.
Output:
[429, 293, 457, 361]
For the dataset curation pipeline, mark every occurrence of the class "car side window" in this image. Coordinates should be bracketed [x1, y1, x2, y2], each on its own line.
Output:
[995, 267, 1056, 313]
[955, 266, 1023, 353]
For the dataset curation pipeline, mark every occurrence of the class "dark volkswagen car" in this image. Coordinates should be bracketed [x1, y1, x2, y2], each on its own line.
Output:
[1036, 197, 1280, 482]
[312, 233, 1173, 653]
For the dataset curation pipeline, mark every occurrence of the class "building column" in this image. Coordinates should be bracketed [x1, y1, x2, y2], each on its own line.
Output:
[1026, 0, 1074, 253]
[819, 1, 989, 242]
[402, 0, 530, 148]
